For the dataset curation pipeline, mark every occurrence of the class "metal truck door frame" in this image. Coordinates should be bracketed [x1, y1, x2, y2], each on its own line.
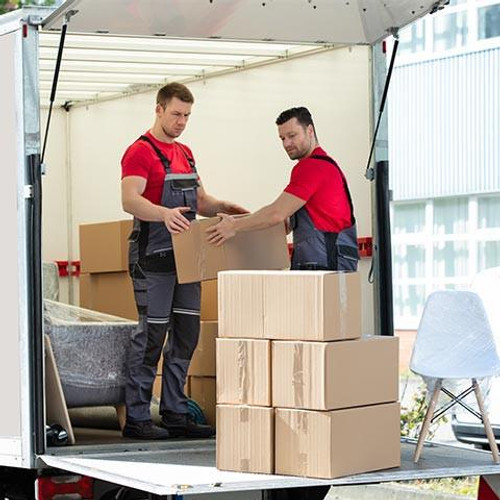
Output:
[0, 10, 44, 468]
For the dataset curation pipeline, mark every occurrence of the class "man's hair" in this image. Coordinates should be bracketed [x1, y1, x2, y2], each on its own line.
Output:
[276, 106, 314, 128]
[156, 82, 194, 108]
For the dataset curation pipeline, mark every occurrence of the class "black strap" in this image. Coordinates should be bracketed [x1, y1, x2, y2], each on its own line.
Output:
[139, 135, 171, 173]
[138, 135, 197, 174]
[177, 143, 197, 173]
[310, 154, 356, 226]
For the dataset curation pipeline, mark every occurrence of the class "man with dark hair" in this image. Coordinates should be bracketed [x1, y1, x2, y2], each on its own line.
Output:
[121, 82, 246, 440]
[207, 106, 359, 272]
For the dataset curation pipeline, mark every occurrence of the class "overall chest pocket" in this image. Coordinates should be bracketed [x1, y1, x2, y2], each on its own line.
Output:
[168, 177, 199, 217]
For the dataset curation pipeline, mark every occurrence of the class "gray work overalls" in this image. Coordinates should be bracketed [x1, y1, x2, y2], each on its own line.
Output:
[290, 154, 359, 272]
[125, 135, 200, 422]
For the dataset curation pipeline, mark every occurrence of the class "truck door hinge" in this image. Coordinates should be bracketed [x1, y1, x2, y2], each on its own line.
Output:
[24, 185, 34, 199]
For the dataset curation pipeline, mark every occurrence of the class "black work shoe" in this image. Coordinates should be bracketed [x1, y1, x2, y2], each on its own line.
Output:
[160, 411, 215, 438]
[122, 419, 170, 440]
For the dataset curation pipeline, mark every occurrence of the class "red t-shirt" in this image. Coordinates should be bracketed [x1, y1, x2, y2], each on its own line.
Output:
[121, 131, 197, 205]
[284, 146, 353, 233]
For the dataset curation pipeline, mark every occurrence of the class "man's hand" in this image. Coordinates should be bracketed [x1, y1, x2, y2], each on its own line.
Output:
[161, 206, 192, 234]
[206, 213, 236, 246]
[220, 201, 249, 215]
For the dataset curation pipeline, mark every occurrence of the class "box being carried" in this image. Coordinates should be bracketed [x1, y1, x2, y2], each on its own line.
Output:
[172, 218, 289, 284]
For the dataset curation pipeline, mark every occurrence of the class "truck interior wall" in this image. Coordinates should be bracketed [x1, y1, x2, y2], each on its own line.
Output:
[41, 45, 375, 333]
[41, 107, 71, 303]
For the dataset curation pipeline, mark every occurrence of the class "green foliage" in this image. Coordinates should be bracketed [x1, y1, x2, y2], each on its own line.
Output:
[398, 477, 479, 497]
[400, 380, 448, 439]
[1, 0, 56, 15]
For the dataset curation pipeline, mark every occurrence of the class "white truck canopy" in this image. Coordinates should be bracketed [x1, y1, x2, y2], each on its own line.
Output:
[43, 0, 446, 44]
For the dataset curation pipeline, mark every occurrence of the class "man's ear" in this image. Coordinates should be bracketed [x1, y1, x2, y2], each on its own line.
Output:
[155, 103, 163, 116]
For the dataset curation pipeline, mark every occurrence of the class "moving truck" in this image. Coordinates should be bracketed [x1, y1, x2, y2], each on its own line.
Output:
[1, 1, 500, 498]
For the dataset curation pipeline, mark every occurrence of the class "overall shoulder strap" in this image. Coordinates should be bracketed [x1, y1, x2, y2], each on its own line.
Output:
[310, 154, 356, 225]
[138, 135, 171, 173]
[176, 143, 197, 173]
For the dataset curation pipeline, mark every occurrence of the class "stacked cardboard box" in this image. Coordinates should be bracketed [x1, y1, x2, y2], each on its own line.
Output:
[216, 270, 401, 479]
[79, 220, 137, 320]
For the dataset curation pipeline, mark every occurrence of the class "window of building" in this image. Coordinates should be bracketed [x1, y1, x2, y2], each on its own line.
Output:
[478, 241, 500, 269]
[393, 202, 426, 234]
[434, 197, 469, 234]
[392, 194, 500, 329]
[393, 0, 500, 62]
[478, 195, 500, 228]
[433, 241, 470, 277]
[478, 4, 500, 40]
[433, 11, 469, 51]
[394, 244, 426, 279]
[399, 20, 426, 54]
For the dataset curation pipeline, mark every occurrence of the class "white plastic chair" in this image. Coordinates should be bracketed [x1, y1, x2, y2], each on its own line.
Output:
[410, 290, 500, 463]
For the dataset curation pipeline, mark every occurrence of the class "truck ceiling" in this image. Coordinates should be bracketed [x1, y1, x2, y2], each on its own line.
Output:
[36, 0, 449, 107]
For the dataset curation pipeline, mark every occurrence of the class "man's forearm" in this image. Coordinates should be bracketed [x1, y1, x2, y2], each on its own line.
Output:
[197, 195, 227, 217]
[234, 205, 284, 233]
[123, 195, 166, 222]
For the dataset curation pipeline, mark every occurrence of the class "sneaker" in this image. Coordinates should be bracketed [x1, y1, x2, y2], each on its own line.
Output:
[160, 411, 215, 438]
[122, 419, 170, 440]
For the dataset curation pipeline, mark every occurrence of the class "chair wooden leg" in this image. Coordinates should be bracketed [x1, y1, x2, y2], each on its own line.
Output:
[414, 378, 442, 464]
[473, 379, 499, 464]
[114, 404, 126, 431]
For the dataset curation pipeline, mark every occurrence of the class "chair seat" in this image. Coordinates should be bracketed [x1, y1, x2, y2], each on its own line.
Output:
[411, 367, 500, 380]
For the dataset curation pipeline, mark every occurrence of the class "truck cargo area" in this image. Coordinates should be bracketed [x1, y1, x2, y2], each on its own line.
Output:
[41, 438, 500, 496]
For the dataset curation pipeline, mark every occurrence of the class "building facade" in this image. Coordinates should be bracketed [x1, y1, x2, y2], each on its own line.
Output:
[389, 0, 500, 329]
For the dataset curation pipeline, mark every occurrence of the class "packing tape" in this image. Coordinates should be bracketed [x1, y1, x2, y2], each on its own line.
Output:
[297, 411, 309, 434]
[292, 343, 304, 407]
[240, 458, 250, 472]
[339, 272, 347, 338]
[298, 453, 308, 475]
[297, 413, 309, 475]
[194, 220, 207, 280]
[237, 340, 249, 403]
[239, 406, 249, 423]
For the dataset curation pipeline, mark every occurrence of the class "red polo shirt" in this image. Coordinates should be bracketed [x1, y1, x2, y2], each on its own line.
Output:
[284, 146, 353, 233]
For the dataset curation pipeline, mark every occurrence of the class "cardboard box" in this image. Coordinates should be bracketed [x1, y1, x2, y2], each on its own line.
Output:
[217, 405, 274, 474]
[201, 279, 218, 320]
[190, 376, 216, 427]
[216, 338, 271, 406]
[275, 402, 401, 479]
[79, 271, 137, 320]
[272, 336, 399, 410]
[188, 321, 218, 377]
[218, 270, 361, 341]
[172, 217, 289, 284]
[80, 220, 132, 274]
[264, 271, 361, 341]
[218, 272, 265, 338]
